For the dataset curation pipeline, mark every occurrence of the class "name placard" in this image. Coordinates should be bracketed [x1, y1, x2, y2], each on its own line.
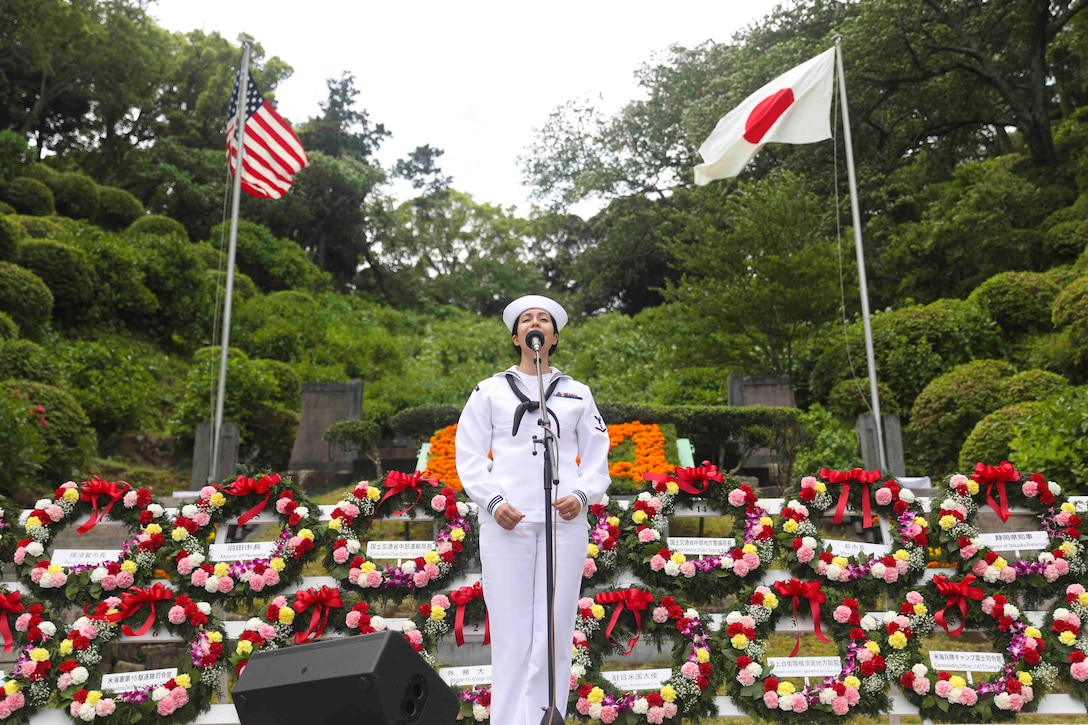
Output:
[439, 665, 492, 687]
[51, 550, 117, 567]
[666, 537, 736, 556]
[768, 656, 842, 678]
[366, 541, 435, 559]
[929, 650, 1005, 672]
[977, 531, 1050, 551]
[823, 539, 891, 558]
[601, 668, 671, 690]
[208, 541, 276, 561]
[101, 668, 178, 693]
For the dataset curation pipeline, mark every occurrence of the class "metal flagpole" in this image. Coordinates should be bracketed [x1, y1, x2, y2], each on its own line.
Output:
[835, 37, 888, 471]
[210, 41, 252, 483]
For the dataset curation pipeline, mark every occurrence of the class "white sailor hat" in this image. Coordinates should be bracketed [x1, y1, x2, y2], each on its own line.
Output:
[503, 294, 568, 332]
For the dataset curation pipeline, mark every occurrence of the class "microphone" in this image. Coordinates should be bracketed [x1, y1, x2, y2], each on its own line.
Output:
[525, 330, 545, 352]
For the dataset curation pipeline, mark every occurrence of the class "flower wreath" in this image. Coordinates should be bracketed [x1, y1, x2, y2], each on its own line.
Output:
[326, 479, 480, 601]
[929, 462, 1085, 604]
[582, 494, 623, 590]
[228, 586, 389, 675]
[722, 581, 891, 723]
[165, 473, 320, 610]
[0, 496, 14, 564]
[775, 472, 929, 605]
[885, 576, 1055, 723]
[569, 586, 726, 723]
[53, 587, 227, 725]
[1043, 582, 1088, 703]
[621, 463, 776, 603]
[0, 588, 62, 725]
[12, 478, 171, 607]
[411, 582, 490, 651]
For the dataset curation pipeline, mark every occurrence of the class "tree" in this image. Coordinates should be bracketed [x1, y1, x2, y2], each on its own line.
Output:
[297, 72, 390, 163]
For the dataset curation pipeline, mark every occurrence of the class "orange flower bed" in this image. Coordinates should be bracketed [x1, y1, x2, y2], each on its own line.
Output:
[426, 421, 674, 490]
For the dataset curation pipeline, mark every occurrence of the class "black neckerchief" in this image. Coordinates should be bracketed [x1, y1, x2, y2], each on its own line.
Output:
[504, 372, 562, 437]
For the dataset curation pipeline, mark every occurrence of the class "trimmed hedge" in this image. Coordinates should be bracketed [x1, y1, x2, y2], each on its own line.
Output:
[0, 338, 62, 384]
[0, 214, 22, 261]
[47, 172, 99, 221]
[826, 377, 902, 422]
[51, 224, 159, 325]
[11, 214, 64, 239]
[967, 270, 1063, 334]
[95, 186, 144, 231]
[999, 369, 1070, 403]
[1044, 218, 1088, 264]
[958, 401, 1044, 471]
[126, 214, 189, 240]
[0, 261, 53, 339]
[1, 177, 55, 216]
[0, 311, 17, 340]
[1010, 386, 1088, 491]
[0, 130, 27, 184]
[209, 219, 331, 293]
[16, 239, 97, 327]
[1052, 276, 1088, 365]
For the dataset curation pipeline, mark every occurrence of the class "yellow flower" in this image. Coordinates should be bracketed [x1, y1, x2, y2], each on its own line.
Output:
[430, 605, 446, 621]
[587, 543, 599, 557]
[360, 561, 376, 574]
[270, 557, 285, 571]
[1062, 541, 1079, 557]
[209, 492, 227, 507]
[587, 687, 605, 704]
[172, 527, 188, 542]
[1060, 630, 1077, 646]
[730, 633, 749, 649]
[783, 519, 799, 534]
[29, 647, 49, 662]
[665, 481, 679, 495]
[606, 516, 619, 527]
[660, 684, 677, 702]
[63, 488, 79, 503]
[1061, 502, 1076, 514]
[913, 603, 928, 616]
[777, 681, 795, 696]
[86, 691, 102, 705]
[213, 563, 229, 577]
[328, 519, 343, 531]
[591, 604, 605, 620]
[366, 486, 381, 501]
[966, 481, 979, 495]
[1025, 626, 1041, 639]
[3, 681, 17, 695]
[895, 548, 911, 561]
[59, 639, 73, 655]
[121, 560, 137, 574]
[759, 516, 773, 528]
[914, 517, 928, 530]
[632, 510, 648, 524]
[175, 674, 191, 689]
[298, 528, 314, 541]
[450, 527, 466, 542]
[763, 593, 778, 609]
[993, 556, 1007, 571]
[1080, 591, 1088, 608]
[814, 482, 826, 494]
[47, 564, 63, 575]
[278, 608, 295, 625]
[236, 640, 253, 656]
[865, 641, 880, 655]
[742, 544, 757, 555]
[844, 675, 860, 690]
[145, 523, 162, 536]
[670, 552, 686, 565]
[949, 675, 966, 689]
[888, 631, 908, 650]
[1018, 671, 1033, 686]
[695, 648, 709, 663]
[423, 550, 440, 565]
[25, 516, 42, 530]
[939, 514, 957, 530]
[831, 556, 848, 568]
[208, 631, 223, 643]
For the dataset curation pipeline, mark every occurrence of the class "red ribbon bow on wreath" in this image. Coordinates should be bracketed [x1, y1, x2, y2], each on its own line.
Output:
[106, 582, 174, 636]
[644, 461, 724, 496]
[819, 467, 881, 528]
[0, 590, 24, 652]
[450, 582, 490, 647]
[773, 578, 831, 657]
[77, 477, 131, 534]
[213, 473, 281, 526]
[970, 461, 1019, 523]
[377, 470, 440, 517]
[933, 574, 984, 637]
[292, 586, 343, 644]
[595, 588, 655, 655]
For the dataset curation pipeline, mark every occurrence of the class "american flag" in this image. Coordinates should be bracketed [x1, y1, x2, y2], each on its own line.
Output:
[227, 73, 309, 199]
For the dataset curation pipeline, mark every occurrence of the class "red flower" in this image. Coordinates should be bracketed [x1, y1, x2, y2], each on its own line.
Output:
[763, 677, 778, 693]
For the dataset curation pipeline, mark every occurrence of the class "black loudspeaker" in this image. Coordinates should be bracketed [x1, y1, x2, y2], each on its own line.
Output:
[232, 630, 460, 725]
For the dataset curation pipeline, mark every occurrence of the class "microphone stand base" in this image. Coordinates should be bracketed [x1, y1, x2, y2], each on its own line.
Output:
[539, 706, 566, 725]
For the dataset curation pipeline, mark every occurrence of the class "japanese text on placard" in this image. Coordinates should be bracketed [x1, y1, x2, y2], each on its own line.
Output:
[666, 537, 736, 556]
[366, 541, 436, 559]
[208, 542, 276, 562]
[439, 665, 492, 686]
[977, 531, 1049, 551]
[51, 550, 116, 567]
[928, 651, 1005, 672]
[100, 668, 178, 693]
[601, 669, 671, 690]
[768, 656, 842, 678]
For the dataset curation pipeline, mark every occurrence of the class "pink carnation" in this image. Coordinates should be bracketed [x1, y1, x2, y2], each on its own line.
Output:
[680, 561, 697, 578]
[797, 546, 815, 563]
[430, 495, 447, 511]
[168, 606, 187, 625]
[935, 680, 952, 698]
[732, 560, 751, 577]
[583, 559, 597, 578]
[96, 699, 116, 717]
[791, 694, 808, 713]
[728, 489, 748, 507]
[100, 574, 118, 591]
[652, 607, 669, 624]
[999, 566, 1017, 583]
[217, 576, 235, 594]
[600, 705, 618, 723]
[833, 605, 852, 624]
[333, 546, 350, 564]
[831, 696, 849, 715]
[191, 569, 209, 586]
[1022, 480, 1039, 497]
[912, 676, 931, 695]
[958, 687, 977, 706]
[875, 487, 893, 506]
[883, 567, 899, 584]
[762, 692, 779, 709]
[576, 699, 591, 715]
[737, 669, 755, 686]
[365, 570, 383, 587]
[649, 555, 666, 572]
[1071, 661, 1088, 681]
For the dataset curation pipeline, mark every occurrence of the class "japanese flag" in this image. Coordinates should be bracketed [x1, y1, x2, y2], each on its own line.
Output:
[694, 47, 836, 185]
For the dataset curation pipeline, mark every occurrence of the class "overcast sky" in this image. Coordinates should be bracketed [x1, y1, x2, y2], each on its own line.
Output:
[151, 0, 783, 214]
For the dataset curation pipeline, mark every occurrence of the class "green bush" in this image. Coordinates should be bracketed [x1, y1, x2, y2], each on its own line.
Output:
[1010, 386, 1088, 492]
[17, 239, 97, 327]
[53, 337, 168, 436]
[0, 214, 22, 262]
[0, 201, 14, 215]
[209, 219, 331, 293]
[47, 172, 99, 221]
[250, 358, 301, 407]
[1, 177, 55, 216]
[959, 401, 1044, 471]
[1044, 219, 1088, 264]
[125, 214, 189, 240]
[967, 271, 1063, 334]
[908, 359, 1017, 478]
[1, 379, 97, 490]
[0, 130, 28, 184]
[1052, 276, 1088, 366]
[233, 291, 321, 362]
[0, 261, 53, 339]
[124, 232, 214, 349]
[95, 186, 144, 231]
[11, 214, 63, 238]
[999, 369, 1070, 403]
[0, 311, 17, 340]
[794, 403, 862, 473]
[826, 377, 901, 422]
[0, 387, 49, 502]
[17, 164, 57, 185]
[0, 338, 62, 384]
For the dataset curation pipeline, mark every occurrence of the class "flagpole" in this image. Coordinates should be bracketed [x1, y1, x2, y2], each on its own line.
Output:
[210, 41, 252, 484]
[834, 37, 888, 472]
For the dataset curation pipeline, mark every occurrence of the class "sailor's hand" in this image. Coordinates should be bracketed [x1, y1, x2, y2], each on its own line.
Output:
[554, 495, 582, 522]
[495, 502, 524, 530]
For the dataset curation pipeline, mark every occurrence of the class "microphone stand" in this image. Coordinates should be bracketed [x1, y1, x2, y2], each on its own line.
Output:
[530, 341, 566, 725]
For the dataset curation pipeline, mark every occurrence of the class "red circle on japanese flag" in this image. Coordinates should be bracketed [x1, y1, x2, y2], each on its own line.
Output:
[744, 88, 795, 144]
